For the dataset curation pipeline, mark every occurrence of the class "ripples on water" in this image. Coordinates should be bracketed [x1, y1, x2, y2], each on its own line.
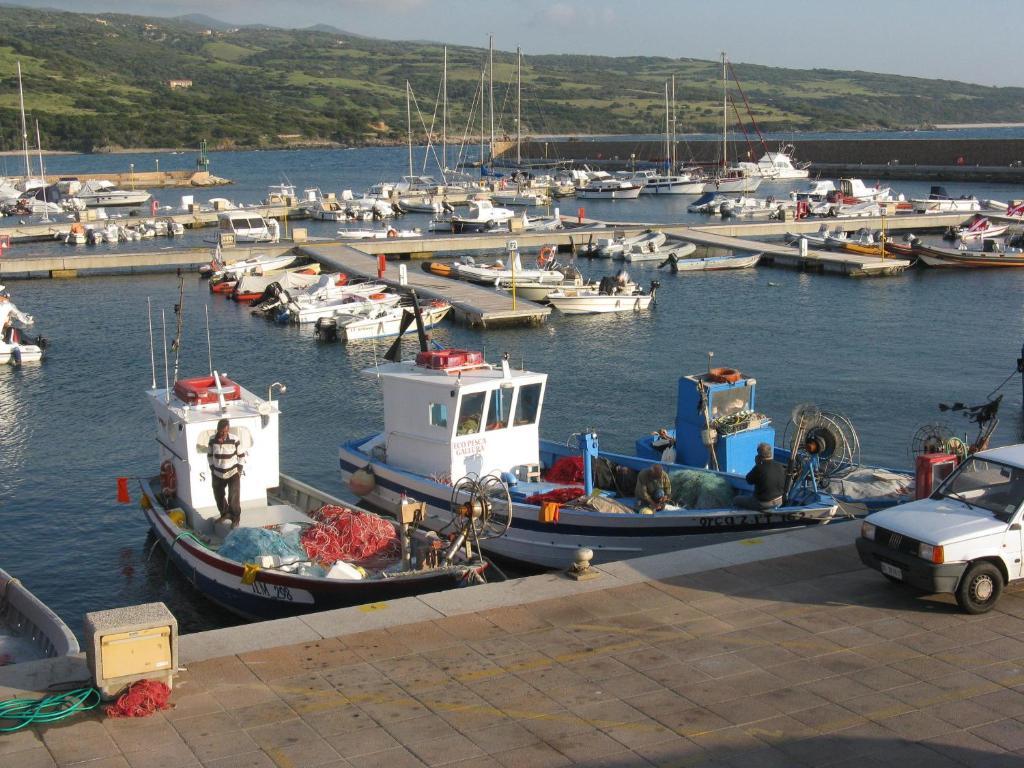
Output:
[2, 145, 1023, 635]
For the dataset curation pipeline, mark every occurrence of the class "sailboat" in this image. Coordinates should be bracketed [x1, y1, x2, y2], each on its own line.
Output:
[703, 53, 762, 194]
[641, 77, 705, 195]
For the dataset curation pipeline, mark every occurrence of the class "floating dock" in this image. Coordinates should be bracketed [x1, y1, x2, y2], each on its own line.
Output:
[302, 244, 551, 327]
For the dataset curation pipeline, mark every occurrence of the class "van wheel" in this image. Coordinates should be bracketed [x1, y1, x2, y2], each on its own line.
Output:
[955, 562, 1003, 614]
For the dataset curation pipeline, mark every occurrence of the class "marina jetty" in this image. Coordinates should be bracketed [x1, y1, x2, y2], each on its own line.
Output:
[500, 138, 1024, 183]
[5, 523, 1024, 766]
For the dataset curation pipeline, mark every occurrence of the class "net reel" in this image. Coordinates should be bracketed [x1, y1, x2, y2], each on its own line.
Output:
[784, 404, 861, 498]
[445, 473, 513, 561]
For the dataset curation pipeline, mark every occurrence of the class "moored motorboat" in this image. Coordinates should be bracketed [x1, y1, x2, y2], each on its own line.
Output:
[944, 215, 1009, 243]
[138, 369, 493, 620]
[589, 229, 666, 258]
[0, 567, 79, 665]
[623, 240, 697, 263]
[335, 226, 422, 240]
[660, 251, 760, 272]
[451, 247, 565, 287]
[547, 277, 659, 314]
[339, 349, 843, 569]
[914, 239, 1024, 268]
[231, 265, 323, 303]
[911, 186, 981, 214]
[450, 200, 515, 233]
[577, 178, 643, 200]
[0, 287, 46, 365]
[333, 300, 452, 342]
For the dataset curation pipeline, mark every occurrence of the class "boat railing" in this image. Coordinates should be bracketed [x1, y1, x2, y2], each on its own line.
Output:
[276, 473, 350, 515]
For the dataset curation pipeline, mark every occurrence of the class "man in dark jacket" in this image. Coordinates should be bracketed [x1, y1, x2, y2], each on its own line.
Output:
[735, 443, 785, 510]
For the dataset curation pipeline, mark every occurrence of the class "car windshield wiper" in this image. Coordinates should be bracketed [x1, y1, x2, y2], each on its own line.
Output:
[945, 490, 976, 510]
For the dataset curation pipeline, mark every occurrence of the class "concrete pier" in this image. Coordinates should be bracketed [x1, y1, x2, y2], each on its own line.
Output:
[6, 523, 1024, 767]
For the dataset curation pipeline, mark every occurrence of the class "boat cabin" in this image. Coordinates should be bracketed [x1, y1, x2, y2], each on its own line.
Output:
[218, 211, 275, 243]
[366, 351, 546, 482]
[149, 374, 283, 533]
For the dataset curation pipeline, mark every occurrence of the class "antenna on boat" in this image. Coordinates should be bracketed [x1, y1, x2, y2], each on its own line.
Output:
[161, 309, 170, 403]
[147, 297, 156, 389]
[204, 304, 213, 375]
[171, 275, 185, 384]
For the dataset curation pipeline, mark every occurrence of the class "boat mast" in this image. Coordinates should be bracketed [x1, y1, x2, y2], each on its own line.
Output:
[442, 45, 447, 173]
[16, 61, 31, 180]
[488, 34, 494, 168]
[516, 46, 521, 167]
[671, 74, 676, 170]
[721, 52, 727, 172]
[480, 67, 485, 166]
[406, 81, 413, 178]
[664, 81, 670, 173]
[34, 120, 48, 222]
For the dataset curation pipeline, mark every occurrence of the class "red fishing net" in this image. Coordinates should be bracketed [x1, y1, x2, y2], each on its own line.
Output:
[544, 456, 584, 483]
[525, 487, 585, 505]
[105, 680, 172, 718]
[301, 505, 401, 565]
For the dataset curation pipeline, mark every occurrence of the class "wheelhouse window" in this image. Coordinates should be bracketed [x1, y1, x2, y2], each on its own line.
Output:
[429, 403, 448, 428]
[513, 383, 542, 426]
[456, 392, 486, 435]
[485, 388, 514, 431]
[938, 457, 1024, 520]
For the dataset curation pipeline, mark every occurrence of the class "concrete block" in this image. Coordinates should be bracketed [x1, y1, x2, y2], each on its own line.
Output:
[84, 602, 177, 698]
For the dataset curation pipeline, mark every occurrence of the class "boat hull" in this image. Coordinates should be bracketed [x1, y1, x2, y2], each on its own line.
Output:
[670, 253, 760, 271]
[341, 305, 452, 341]
[548, 292, 653, 313]
[339, 439, 841, 569]
[140, 478, 479, 621]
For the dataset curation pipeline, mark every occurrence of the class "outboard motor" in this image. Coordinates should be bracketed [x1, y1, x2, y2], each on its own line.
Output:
[314, 316, 339, 342]
[649, 280, 661, 301]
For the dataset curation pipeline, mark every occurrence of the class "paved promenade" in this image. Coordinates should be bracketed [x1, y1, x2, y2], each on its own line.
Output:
[5, 523, 1024, 767]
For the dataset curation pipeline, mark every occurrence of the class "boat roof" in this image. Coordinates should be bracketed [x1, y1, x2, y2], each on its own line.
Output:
[364, 360, 545, 391]
[147, 382, 278, 425]
[977, 444, 1024, 469]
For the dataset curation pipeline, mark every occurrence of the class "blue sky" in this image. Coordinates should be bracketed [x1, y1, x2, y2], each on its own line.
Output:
[8, 0, 1023, 87]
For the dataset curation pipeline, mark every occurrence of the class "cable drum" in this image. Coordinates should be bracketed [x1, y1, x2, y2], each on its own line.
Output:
[784, 406, 861, 481]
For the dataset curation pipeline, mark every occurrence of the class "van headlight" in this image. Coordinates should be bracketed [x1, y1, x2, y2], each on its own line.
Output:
[919, 543, 945, 564]
[861, 522, 876, 541]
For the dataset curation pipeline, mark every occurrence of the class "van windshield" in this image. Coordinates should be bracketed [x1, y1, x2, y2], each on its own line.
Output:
[938, 457, 1024, 520]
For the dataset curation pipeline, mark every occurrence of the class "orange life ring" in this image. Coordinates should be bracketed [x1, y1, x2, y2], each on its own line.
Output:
[159, 460, 177, 499]
[386, 228, 398, 238]
[536, 245, 555, 269]
[369, 293, 388, 300]
[706, 367, 742, 384]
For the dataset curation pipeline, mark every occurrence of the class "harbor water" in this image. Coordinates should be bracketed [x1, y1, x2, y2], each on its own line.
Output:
[2, 146, 1023, 637]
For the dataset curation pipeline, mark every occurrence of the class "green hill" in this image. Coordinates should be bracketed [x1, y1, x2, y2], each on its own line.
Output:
[0, 6, 1022, 153]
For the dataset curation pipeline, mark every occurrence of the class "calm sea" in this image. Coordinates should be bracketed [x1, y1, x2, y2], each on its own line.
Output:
[2, 144, 1023, 636]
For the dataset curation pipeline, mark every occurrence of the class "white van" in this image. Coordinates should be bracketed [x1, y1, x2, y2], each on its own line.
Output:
[857, 444, 1024, 614]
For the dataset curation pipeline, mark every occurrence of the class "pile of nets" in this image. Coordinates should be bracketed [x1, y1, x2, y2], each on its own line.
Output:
[525, 487, 585, 505]
[668, 469, 736, 509]
[544, 456, 584, 483]
[105, 680, 172, 719]
[219, 526, 307, 564]
[301, 505, 400, 565]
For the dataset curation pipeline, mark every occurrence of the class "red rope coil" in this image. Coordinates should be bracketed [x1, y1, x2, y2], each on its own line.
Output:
[105, 680, 172, 718]
[301, 504, 400, 565]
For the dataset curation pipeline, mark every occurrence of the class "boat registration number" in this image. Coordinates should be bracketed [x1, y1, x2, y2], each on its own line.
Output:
[880, 562, 903, 580]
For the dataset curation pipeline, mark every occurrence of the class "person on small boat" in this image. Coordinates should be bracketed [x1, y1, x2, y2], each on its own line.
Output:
[735, 443, 785, 511]
[635, 464, 671, 514]
[208, 418, 247, 529]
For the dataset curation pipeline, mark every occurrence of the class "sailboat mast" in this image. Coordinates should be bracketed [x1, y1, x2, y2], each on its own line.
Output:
[480, 67, 485, 165]
[721, 52, 728, 171]
[16, 61, 31, 180]
[35, 120, 48, 222]
[442, 46, 447, 173]
[664, 81, 670, 172]
[516, 47, 521, 167]
[488, 34, 494, 166]
[406, 81, 413, 178]
[671, 74, 676, 170]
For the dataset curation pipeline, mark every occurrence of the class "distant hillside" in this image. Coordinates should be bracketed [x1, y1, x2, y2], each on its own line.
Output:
[1, 6, 1023, 153]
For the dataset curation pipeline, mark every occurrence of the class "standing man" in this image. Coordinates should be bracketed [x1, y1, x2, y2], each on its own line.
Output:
[208, 418, 246, 528]
[735, 443, 785, 511]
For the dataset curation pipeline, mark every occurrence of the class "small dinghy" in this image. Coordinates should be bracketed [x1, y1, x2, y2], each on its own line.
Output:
[0, 287, 46, 365]
[547, 276, 660, 314]
[659, 251, 760, 272]
[0, 567, 78, 666]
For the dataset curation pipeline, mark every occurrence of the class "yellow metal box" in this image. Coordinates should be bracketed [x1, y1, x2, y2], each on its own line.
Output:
[100, 626, 173, 679]
[85, 602, 178, 699]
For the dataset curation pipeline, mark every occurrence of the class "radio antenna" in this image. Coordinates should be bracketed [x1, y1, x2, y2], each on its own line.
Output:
[161, 309, 170, 403]
[171, 275, 185, 384]
[204, 304, 213, 375]
[147, 297, 156, 389]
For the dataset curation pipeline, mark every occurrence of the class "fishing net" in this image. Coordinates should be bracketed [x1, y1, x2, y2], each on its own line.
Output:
[218, 527, 307, 564]
[105, 680, 172, 719]
[544, 456, 584, 483]
[668, 469, 736, 509]
[525, 487, 585, 505]
[301, 505, 400, 565]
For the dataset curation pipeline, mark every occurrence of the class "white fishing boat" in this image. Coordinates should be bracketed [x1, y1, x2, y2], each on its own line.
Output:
[453, 247, 564, 286]
[396, 196, 446, 214]
[752, 146, 811, 180]
[450, 199, 515, 233]
[308, 195, 349, 222]
[208, 251, 298, 281]
[837, 178, 894, 203]
[492, 189, 550, 207]
[642, 172, 705, 195]
[0, 567, 79, 666]
[0, 288, 45, 365]
[338, 348, 840, 568]
[335, 301, 453, 342]
[547, 278, 659, 314]
[74, 179, 152, 207]
[623, 241, 697, 264]
[661, 251, 761, 272]
[211, 211, 280, 244]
